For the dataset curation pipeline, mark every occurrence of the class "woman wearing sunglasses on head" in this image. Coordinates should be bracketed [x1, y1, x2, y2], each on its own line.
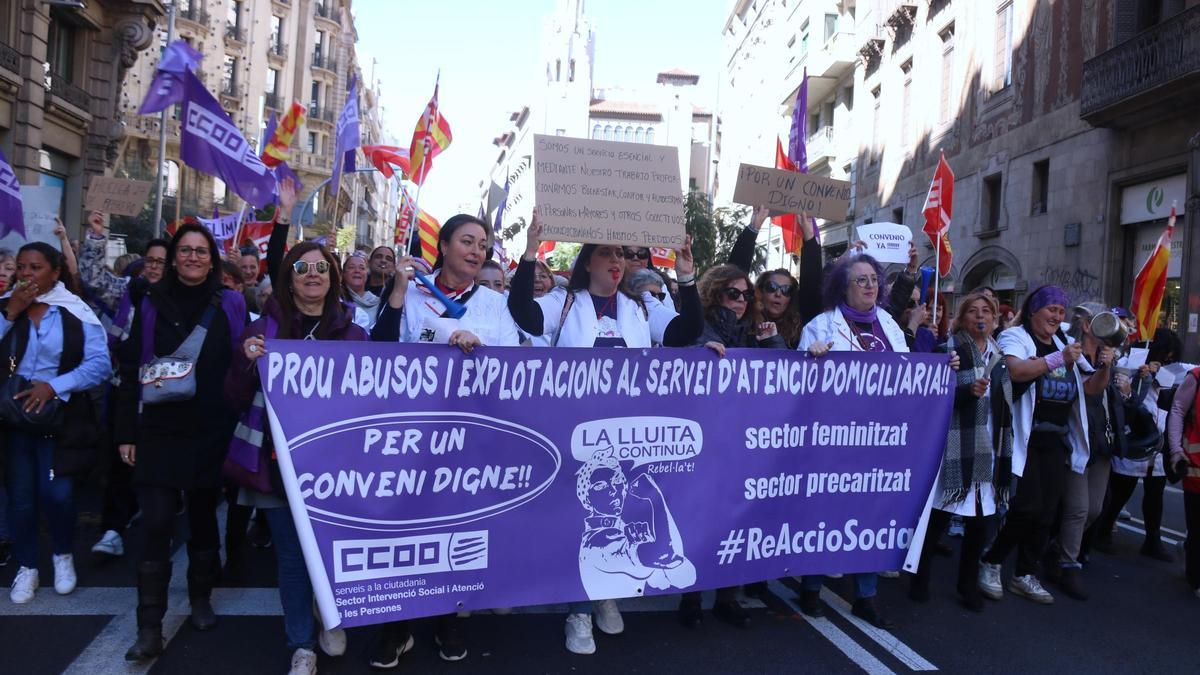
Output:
[508, 213, 702, 656]
[228, 243, 364, 675]
[115, 224, 247, 661]
[369, 214, 520, 668]
[728, 206, 821, 349]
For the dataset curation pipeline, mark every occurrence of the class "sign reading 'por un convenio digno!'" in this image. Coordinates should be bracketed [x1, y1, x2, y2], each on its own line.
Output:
[533, 134, 687, 249]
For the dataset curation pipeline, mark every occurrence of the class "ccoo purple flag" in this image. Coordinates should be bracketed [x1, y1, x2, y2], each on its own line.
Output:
[787, 69, 809, 172]
[330, 75, 360, 198]
[0, 149, 23, 238]
[138, 40, 203, 115]
[180, 71, 276, 209]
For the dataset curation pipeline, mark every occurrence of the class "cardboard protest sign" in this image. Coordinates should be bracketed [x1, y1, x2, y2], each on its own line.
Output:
[84, 177, 153, 216]
[733, 163, 851, 221]
[533, 134, 685, 248]
[20, 185, 63, 249]
[856, 222, 911, 264]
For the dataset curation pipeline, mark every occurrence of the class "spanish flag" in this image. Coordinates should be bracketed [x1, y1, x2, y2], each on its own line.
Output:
[1130, 205, 1175, 340]
[417, 210, 441, 267]
[261, 101, 306, 167]
[408, 82, 452, 186]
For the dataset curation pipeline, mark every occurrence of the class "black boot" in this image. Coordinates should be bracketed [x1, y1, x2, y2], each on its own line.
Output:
[1141, 537, 1175, 562]
[908, 570, 931, 603]
[851, 597, 893, 628]
[677, 592, 703, 628]
[1058, 567, 1088, 601]
[187, 547, 220, 630]
[798, 589, 825, 618]
[125, 560, 171, 661]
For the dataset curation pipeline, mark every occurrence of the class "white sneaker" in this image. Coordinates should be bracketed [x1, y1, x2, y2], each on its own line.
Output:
[52, 554, 76, 595]
[1008, 574, 1053, 604]
[91, 530, 124, 557]
[317, 626, 346, 657]
[826, 572, 844, 579]
[594, 598, 624, 635]
[978, 562, 1003, 600]
[10, 566, 38, 604]
[288, 647, 317, 675]
[564, 613, 596, 655]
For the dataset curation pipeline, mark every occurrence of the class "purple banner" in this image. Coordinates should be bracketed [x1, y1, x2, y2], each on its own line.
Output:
[261, 342, 953, 629]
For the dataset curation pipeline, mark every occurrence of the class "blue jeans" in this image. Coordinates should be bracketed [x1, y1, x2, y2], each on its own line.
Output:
[800, 573, 877, 599]
[264, 506, 316, 650]
[5, 431, 75, 569]
[0, 486, 10, 540]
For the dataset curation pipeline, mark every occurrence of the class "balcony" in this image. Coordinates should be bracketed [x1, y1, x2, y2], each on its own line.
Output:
[45, 74, 90, 113]
[220, 80, 244, 104]
[308, 104, 334, 126]
[311, 52, 337, 75]
[804, 126, 836, 167]
[268, 39, 287, 63]
[176, 5, 210, 31]
[1081, 5, 1200, 128]
[122, 112, 181, 140]
[272, 0, 290, 9]
[224, 23, 246, 45]
[315, 3, 341, 26]
[263, 92, 282, 111]
[789, 31, 857, 85]
[0, 40, 19, 75]
[295, 150, 333, 174]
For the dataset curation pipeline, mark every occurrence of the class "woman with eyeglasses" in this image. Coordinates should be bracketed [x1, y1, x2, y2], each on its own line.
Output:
[797, 252, 957, 627]
[115, 223, 247, 661]
[509, 214, 702, 656]
[675, 263, 783, 629]
[369, 214, 520, 668]
[729, 207, 821, 349]
[229, 242, 362, 674]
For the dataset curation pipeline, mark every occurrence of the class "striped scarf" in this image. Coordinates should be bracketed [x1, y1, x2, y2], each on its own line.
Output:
[940, 331, 1013, 509]
[226, 315, 277, 478]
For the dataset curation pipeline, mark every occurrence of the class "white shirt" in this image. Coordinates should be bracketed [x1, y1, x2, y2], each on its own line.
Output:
[535, 289, 677, 348]
[397, 272, 521, 347]
[798, 308, 909, 353]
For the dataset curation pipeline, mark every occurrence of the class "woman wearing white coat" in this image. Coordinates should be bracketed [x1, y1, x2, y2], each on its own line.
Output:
[508, 215, 703, 656]
[979, 285, 1093, 606]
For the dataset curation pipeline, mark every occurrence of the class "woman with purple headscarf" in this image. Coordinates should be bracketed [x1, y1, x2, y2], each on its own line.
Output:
[978, 285, 1090, 606]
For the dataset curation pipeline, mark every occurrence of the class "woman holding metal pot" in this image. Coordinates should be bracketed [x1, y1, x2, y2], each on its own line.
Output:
[1, 243, 110, 604]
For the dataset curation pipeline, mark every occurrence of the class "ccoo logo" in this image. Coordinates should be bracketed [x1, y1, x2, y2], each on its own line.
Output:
[1146, 186, 1164, 214]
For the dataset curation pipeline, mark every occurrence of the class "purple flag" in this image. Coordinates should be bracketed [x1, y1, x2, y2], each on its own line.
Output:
[787, 69, 809, 172]
[494, 175, 509, 234]
[180, 71, 276, 209]
[330, 75, 360, 198]
[138, 40, 203, 115]
[0, 149, 23, 238]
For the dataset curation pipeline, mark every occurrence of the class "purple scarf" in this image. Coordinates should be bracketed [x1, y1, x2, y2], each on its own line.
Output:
[838, 302, 891, 352]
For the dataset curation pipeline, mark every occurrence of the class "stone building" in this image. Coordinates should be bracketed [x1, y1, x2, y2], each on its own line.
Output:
[717, 0, 1200, 358]
[0, 0, 164, 232]
[117, 0, 388, 244]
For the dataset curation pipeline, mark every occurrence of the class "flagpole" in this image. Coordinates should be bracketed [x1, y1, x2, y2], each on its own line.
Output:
[153, 3, 177, 237]
[402, 70, 439, 258]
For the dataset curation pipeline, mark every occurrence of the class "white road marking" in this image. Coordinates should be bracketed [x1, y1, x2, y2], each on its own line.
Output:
[766, 580, 896, 675]
[1116, 522, 1180, 546]
[1127, 516, 1187, 540]
[818, 587, 938, 671]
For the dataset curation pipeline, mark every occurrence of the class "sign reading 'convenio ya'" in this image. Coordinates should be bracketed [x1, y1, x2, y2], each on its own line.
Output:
[533, 134, 686, 248]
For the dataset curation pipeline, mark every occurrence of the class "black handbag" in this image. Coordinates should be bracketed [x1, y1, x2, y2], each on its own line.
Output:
[0, 303, 78, 432]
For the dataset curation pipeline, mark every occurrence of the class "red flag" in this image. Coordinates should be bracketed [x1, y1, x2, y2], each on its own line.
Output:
[650, 247, 676, 268]
[362, 145, 411, 179]
[772, 138, 803, 255]
[1130, 206, 1176, 340]
[921, 152, 955, 276]
[537, 240, 556, 261]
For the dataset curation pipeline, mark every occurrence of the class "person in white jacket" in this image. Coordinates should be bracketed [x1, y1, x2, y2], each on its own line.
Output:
[979, 285, 1092, 605]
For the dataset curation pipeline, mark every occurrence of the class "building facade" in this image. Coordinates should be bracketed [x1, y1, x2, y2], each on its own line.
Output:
[0, 0, 165, 240]
[116, 0, 389, 246]
[716, 0, 1200, 358]
[482, 0, 714, 256]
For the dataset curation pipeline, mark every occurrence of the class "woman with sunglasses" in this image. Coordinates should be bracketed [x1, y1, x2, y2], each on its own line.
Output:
[116, 223, 247, 661]
[369, 214, 520, 668]
[622, 246, 653, 275]
[509, 214, 702, 656]
[730, 206, 822, 349]
[230, 243, 363, 674]
[676, 263, 783, 629]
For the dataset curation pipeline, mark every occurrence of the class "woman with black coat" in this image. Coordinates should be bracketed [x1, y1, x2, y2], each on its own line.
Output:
[115, 223, 247, 661]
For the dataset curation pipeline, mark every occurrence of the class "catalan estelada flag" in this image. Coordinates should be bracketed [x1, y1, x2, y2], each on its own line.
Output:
[417, 209, 441, 267]
[408, 80, 452, 186]
[261, 101, 305, 167]
[1130, 205, 1176, 340]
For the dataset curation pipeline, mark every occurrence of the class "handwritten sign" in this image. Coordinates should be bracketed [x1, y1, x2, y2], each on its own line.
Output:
[20, 185, 63, 249]
[84, 177, 153, 216]
[533, 134, 685, 248]
[856, 222, 911, 264]
[732, 163, 851, 221]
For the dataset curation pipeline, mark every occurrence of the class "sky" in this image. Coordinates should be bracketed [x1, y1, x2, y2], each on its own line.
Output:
[354, 0, 729, 220]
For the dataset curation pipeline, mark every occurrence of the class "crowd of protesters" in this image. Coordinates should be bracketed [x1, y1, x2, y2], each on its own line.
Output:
[0, 194, 1197, 674]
